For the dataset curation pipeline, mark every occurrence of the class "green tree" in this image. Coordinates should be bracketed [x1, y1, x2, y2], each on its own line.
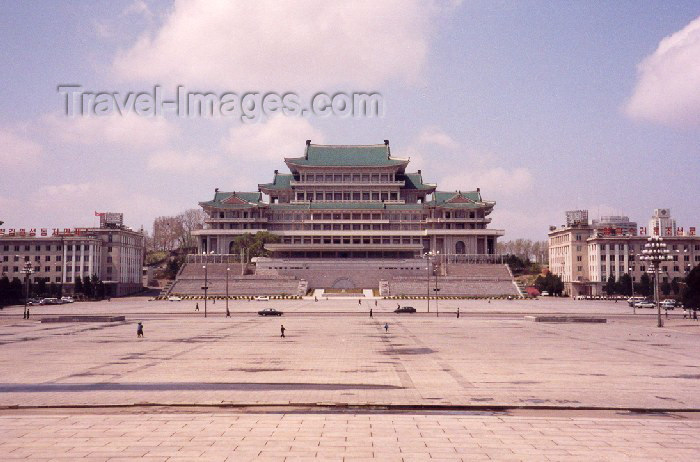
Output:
[638, 273, 652, 297]
[83, 276, 94, 298]
[682, 266, 700, 310]
[604, 275, 617, 295]
[0, 276, 10, 308]
[534, 273, 565, 296]
[9, 278, 23, 302]
[617, 274, 633, 296]
[74, 276, 83, 295]
[36, 278, 47, 297]
[671, 278, 680, 296]
[231, 231, 280, 261]
[660, 281, 671, 296]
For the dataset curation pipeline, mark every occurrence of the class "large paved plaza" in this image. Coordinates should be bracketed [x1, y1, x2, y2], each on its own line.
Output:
[1, 297, 699, 460]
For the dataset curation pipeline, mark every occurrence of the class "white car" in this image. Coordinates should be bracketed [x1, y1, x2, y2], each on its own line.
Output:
[254, 296, 270, 301]
[660, 300, 676, 310]
[60, 296, 74, 303]
[634, 300, 656, 309]
[540, 291, 550, 297]
[168, 296, 182, 301]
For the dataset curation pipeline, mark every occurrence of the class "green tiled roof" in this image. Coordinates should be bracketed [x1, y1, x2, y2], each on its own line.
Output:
[199, 191, 263, 209]
[259, 173, 293, 191]
[402, 172, 436, 191]
[286, 144, 408, 167]
[428, 190, 493, 209]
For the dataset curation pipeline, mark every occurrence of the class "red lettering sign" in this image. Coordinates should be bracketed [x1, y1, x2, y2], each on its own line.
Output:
[0, 229, 4, 236]
[8, 229, 16, 236]
[29, 228, 36, 236]
[52, 228, 60, 236]
[19, 228, 26, 236]
[691, 227, 696, 236]
[40, 228, 47, 236]
[666, 226, 672, 235]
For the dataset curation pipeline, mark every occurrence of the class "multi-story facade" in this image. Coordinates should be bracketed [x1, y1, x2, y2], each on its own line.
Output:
[194, 141, 504, 260]
[549, 209, 698, 296]
[0, 220, 145, 297]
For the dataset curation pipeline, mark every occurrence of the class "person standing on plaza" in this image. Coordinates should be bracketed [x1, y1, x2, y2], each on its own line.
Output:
[280, 324, 286, 338]
[384, 322, 389, 332]
[370, 309, 373, 318]
[195, 303, 199, 311]
[137, 322, 144, 338]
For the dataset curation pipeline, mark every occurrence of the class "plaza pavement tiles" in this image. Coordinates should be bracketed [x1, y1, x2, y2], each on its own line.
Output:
[1, 411, 699, 461]
[1, 298, 699, 459]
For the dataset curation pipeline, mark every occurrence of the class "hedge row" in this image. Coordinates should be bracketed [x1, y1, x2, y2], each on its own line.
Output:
[156, 295, 301, 301]
[382, 295, 523, 300]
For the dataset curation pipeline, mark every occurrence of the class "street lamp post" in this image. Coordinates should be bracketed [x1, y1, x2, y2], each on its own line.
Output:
[629, 266, 635, 315]
[20, 261, 34, 319]
[225, 267, 230, 317]
[424, 250, 440, 314]
[640, 236, 671, 328]
[202, 265, 208, 318]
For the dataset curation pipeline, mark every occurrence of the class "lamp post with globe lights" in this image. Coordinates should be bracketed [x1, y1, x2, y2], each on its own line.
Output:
[640, 236, 671, 328]
[20, 261, 34, 319]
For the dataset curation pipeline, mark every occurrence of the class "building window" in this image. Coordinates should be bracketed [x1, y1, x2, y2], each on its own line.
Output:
[44, 266, 50, 272]
[35, 245, 41, 251]
[34, 256, 41, 262]
[45, 256, 51, 261]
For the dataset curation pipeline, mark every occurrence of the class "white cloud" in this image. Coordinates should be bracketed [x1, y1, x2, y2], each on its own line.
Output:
[122, 0, 153, 19]
[416, 126, 459, 151]
[439, 167, 533, 196]
[44, 113, 176, 149]
[112, 0, 450, 90]
[223, 115, 325, 162]
[30, 181, 175, 230]
[147, 149, 221, 174]
[401, 126, 534, 198]
[0, 127, 43, 168]
[625, 15, 700, 127]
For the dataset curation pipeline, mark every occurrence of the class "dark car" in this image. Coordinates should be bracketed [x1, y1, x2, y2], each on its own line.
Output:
[258, 308, 283, 316]
[394, 306, 416, 313]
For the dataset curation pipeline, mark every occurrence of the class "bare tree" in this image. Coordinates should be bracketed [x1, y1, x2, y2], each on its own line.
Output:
[152, 216, 183, 252]
[177, 208, 206, 250]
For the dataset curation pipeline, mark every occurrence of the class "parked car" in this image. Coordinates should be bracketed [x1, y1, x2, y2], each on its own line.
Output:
[634, 300, 656, 309]
[26, 298, 42, 306]
[661, 299, 676, 310]
[394, 306, 417, 313]
[60, 296, 74, 303]
[258, 308, 283, 316]
[254, 296, 270, 301]
[168, 296, 182, 302]
[540, 291, 550, 296]
[40, 298, 63, 305]
[627, 296, 646, 307]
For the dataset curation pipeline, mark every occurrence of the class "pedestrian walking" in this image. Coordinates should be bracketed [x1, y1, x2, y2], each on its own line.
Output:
[384, 322, 389, 332]
[358, 299, 362, 305]
[369, 309, 373, 318]
[374, 300, 377, 307]
[314, 296, 318, 302]
[457, 307, 460, 318]
[26, 308, 30, 319]
[280, 324, 286, 338]
[195, 303, 199, 311]
[137, 322, 144, 338]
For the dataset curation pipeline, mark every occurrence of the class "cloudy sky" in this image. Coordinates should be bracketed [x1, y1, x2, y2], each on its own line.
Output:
[1, 1, 699, 239]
